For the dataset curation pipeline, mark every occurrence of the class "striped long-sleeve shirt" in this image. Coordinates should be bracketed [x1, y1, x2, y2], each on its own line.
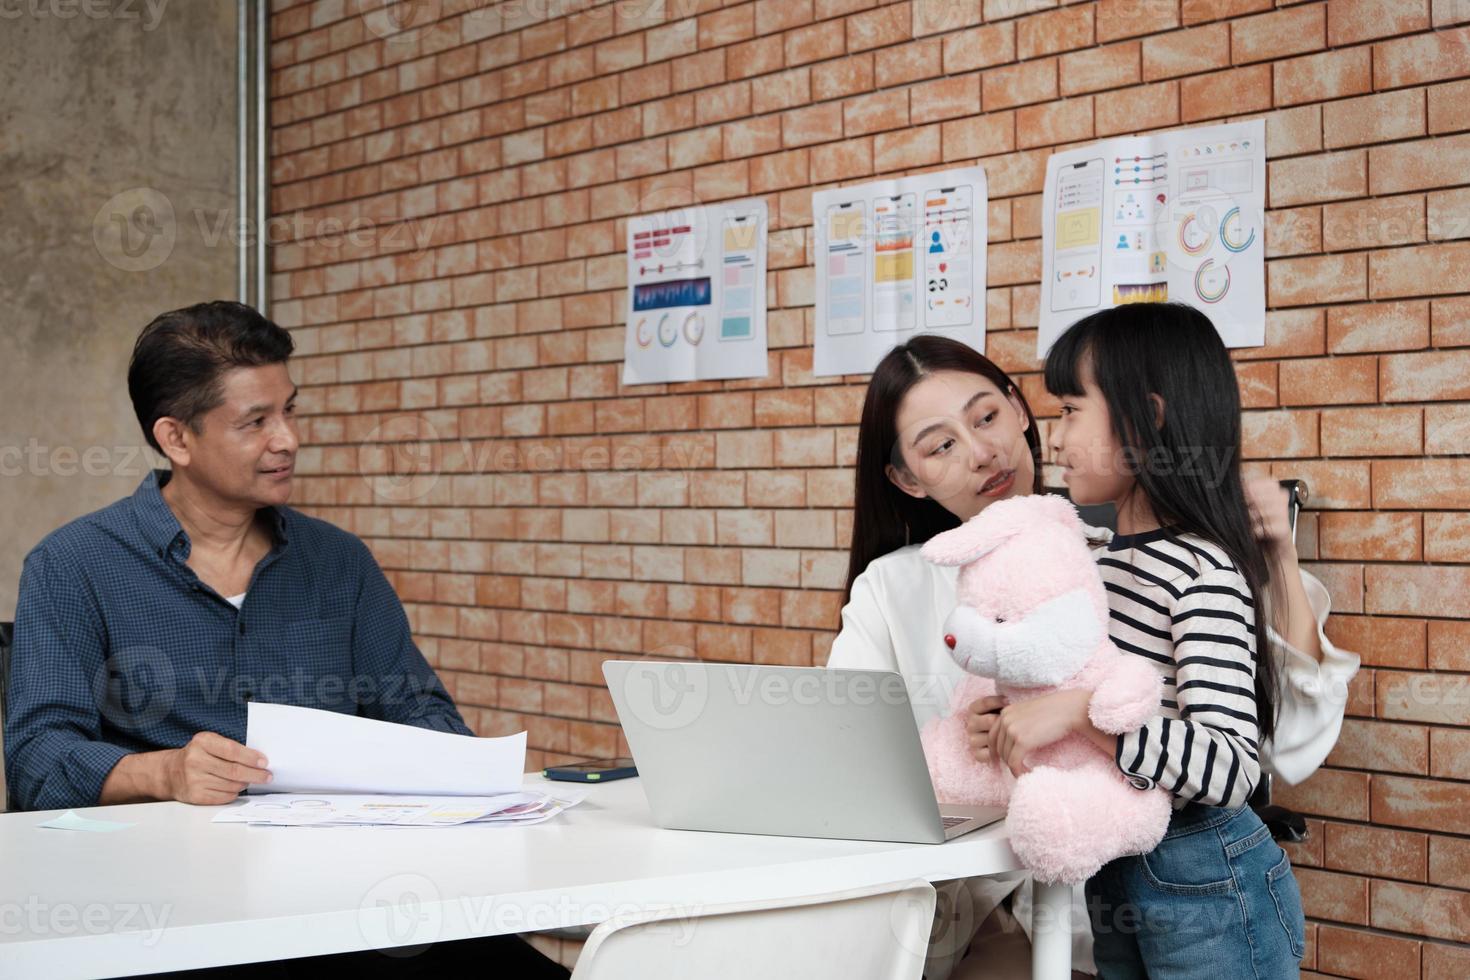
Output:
[1093, 526, 1262, 809]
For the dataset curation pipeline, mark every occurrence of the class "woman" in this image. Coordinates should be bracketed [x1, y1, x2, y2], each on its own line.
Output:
[826, 335, 1359, 978]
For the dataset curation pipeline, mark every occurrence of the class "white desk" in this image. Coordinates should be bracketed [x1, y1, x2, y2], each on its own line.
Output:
[1, 775, 1074, 978]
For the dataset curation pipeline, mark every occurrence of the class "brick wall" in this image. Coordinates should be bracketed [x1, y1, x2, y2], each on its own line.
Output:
[267, 0, 1470, 973]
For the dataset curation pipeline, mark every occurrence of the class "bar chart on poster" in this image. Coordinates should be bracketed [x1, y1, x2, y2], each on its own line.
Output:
[813, 166, 988, 376]
[623, 198, 769, 384]
[1038, 120, 1267, 357]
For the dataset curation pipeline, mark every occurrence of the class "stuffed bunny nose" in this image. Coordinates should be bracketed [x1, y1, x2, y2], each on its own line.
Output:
[944, 634, 956, 649]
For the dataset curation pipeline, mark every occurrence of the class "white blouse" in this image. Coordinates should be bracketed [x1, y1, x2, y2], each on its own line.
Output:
[825, 533, 1361, 978]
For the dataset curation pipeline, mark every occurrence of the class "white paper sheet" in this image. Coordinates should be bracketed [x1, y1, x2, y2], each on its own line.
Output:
[1038, 120, 1267, 356]
[244, 702, 527, 796]
[623, 198, 769, 384]
[813, 166, 988, 377]
[212, 787, 590, 828]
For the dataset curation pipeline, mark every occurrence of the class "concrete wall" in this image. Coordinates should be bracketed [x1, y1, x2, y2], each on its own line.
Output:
[0, 0, 242, 621]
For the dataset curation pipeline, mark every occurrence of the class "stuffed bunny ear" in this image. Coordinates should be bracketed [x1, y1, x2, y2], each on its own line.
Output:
[921, 518, 1008, 566]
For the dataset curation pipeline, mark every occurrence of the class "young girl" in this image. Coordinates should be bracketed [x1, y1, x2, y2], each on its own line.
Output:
[1015, 301, 1304, 975]
[827, 328, 1357, 978]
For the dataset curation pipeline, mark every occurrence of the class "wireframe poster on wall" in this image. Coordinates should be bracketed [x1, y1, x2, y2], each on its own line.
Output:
[813, 166, 988, 377]
[1037, 119, 1266, 356]
[623, 198, 769, 385]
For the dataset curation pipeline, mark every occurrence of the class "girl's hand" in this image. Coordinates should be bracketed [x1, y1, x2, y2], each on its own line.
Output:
[988, 688, 1093, 777]
[965, 695, 1006, 763]
[1244, 477, 1296, 559]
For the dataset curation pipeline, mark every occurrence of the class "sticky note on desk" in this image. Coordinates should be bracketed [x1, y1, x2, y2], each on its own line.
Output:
[38, 810, 134, 833]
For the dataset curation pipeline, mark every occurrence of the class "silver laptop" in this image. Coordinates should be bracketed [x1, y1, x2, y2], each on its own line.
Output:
[603, 661, 1004, 844]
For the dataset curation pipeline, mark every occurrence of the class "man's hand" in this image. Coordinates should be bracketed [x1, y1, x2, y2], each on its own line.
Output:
[160, 732, 272, 805]
[965, 695, 1007, 763]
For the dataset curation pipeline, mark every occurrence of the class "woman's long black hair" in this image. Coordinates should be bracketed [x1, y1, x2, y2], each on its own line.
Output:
[843, 335, 1043, 606]
[1043, 302, 1281, 741]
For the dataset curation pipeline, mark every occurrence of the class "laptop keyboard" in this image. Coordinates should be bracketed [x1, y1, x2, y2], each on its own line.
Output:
[941, 815, 970, 828]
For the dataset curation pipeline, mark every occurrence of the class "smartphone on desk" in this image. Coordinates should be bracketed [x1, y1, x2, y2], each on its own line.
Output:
[543, 757, 638, 782]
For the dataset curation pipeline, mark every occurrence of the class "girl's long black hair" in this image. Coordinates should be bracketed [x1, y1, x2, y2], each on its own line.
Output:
[843, 335, 1043, 606]
[1043, 302, 1280, 741]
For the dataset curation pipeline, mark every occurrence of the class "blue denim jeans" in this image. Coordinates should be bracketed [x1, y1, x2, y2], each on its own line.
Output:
[1084, 801, 1305, 979]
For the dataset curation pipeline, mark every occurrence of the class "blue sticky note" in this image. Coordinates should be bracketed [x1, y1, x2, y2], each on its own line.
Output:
[38, 810, 134, 833]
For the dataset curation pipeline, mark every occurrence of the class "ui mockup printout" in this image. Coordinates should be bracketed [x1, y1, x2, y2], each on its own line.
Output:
[814, 166, 988, 377]
[1038, 119, 1267, 356]
[623, 198, 769, 384]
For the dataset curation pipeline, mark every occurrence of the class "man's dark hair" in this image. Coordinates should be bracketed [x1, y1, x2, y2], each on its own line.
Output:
[128, 301, 295, 454]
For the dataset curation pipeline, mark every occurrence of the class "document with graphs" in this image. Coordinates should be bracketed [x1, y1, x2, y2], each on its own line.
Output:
[1038, 119, 1266, 356]
[623, 198, 769, 384]
[813, 166, 989, 376]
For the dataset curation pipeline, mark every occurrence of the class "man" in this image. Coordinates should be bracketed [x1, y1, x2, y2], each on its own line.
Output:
[4, 301, 567, 977]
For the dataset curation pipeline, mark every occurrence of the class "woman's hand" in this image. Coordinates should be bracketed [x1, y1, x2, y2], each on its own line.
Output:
[988, 688, 1094, 777]
[1244, 477, 1297, 560]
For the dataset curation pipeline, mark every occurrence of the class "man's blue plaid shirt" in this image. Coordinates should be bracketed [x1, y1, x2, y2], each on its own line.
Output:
[4, 469, 471, 811]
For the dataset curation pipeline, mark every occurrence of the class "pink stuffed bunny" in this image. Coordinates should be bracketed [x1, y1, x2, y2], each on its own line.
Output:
[919, 494, 1172, 884]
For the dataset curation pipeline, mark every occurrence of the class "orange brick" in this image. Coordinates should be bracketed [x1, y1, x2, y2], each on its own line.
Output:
[1265, 205, 1322, 257]
[1322, 195, 1426, 252]
[1366, 566, 1470, 618]
[1296, 867, 1370, 924]
[1428, 833, 1470, 887]
[874, 123, 941, 171]
[1016, 4, 1094, 60]
[1269, 254, 1367, 307]
[812, 53, 873, 101]
[1231, 4, 1325, 65]
[1426, 404, 1470, 453]
[785, 21, 844, 66]
[1315, 925, 1422, 980]
[1278, 355, 1378, 406]
[1320, 406, 1423, 456]
[1142, 22, 1229, 81]
[1324, 89, 1427, 148]
[1320, 509, 1422, 561]
[982, 58, 1058, 111]
[1428, 77, 1470, 134]
[1016, 96, 1093, 149]
[843, 90, 909, 136]
[698, 5, 753, 49]
[811, 137, 874, 180]
[1373, 459, 1470, 509]
[1181, 0, 1273, 23]
[874, 38, 943, 89]
[1381, 349, 1470, 401]
[1372, 879, 1470, 943]
[1097, 0, 1179, 42]
[1181, 64, 1271, 122]
[942, 22, 1015, 74]
[910, 74, 981, 124]
[1425, 512, 1470, 562]
[1269, 150, 1368, 208]
[1327, 819, 1429, 880]
[782, 105, 840, 149]
[1374, 26, 1470, 88]
[846, 4, 910, 53]
[1370, 134, 1470, 194]
[1059, 41, 1139, 96]
[1095, 79, 1178, 136]
[1275, 47, 1373, 107]
[1425, 942, 1470, 980]
[1274, 769, 1371, 821]
[1325, 615, 1426, 670]
[1241, 408, 1319, 458]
